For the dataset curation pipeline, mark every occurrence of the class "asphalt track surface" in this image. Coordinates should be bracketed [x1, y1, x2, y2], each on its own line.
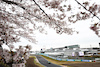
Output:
[36, 55, 62, 67]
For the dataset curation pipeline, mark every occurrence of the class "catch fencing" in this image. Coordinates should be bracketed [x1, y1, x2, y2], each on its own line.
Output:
[40, 53, 93, 62]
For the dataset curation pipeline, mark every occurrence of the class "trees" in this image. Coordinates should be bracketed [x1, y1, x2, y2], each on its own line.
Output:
[0, 0, 100, 45]
[0, 0, 100, 66]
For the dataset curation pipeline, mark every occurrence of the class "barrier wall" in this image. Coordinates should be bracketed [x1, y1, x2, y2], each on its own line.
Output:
[40, 53, 93, 62]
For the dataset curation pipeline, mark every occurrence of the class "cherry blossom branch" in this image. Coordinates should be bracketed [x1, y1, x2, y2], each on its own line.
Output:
[1, 0, 41, 20]
[75, 0, 100, 36]
[33, 0, 51, 19]
[33, 0, 63, 32]
[1, 0, 50, 21]
[2, 0, 63, 31]
[75, 0, 100, 21]
[2, 0, 25, 9]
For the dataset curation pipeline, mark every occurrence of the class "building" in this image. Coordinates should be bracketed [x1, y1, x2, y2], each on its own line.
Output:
[44, 45, 100, 57]
[44, 45, 80, 57]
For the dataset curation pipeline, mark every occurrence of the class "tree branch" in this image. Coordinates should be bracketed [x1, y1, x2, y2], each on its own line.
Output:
[2, 0, 25, 9]
[33, 0, 62, 30]
[33, 0, 51, 19]
[1, 0, 42, 20]
[75, 0, 100, 21]
[2, 0, 63, 32]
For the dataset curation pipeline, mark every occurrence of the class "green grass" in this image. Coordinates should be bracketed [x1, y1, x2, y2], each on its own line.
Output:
[41, 55, 91, 67]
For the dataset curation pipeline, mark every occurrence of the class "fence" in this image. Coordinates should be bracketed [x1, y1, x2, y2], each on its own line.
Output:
[40, 53, 93, 62]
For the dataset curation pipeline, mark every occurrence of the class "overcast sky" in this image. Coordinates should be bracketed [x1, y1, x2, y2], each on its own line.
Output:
[2, 0, 100, 51]
[33, 19, 100, 51]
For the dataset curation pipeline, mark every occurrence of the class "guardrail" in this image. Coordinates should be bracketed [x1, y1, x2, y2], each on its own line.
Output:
[40, 53, 93, 62]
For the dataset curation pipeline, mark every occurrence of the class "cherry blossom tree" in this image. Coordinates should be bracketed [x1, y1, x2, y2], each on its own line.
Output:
[0, 0, 100, 66]
[0, 0, 100, 47]
[2, 45, 31, 67]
